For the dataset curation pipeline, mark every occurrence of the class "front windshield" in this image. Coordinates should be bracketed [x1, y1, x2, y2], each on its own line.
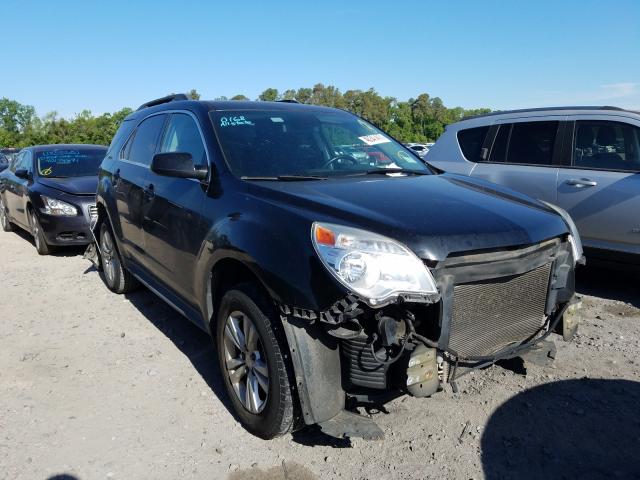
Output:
[36, 148, 106, 178]
[210, 109, 430, 178]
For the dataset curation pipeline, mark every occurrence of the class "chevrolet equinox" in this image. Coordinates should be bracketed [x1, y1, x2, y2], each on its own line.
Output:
[87, 94, 582, 440]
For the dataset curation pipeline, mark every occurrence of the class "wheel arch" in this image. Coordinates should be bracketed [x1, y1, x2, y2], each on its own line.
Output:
[206, 256, 275, 335]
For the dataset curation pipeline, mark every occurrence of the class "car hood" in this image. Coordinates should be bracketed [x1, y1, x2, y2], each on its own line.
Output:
[37, 176, 98, 195]
[247, 173, 569, 261]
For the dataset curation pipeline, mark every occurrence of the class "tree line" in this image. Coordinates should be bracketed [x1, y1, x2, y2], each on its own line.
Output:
[0, 84, 491, 148]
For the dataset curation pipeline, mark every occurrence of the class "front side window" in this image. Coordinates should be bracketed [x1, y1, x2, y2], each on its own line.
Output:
[159, 114, 207, 167]
[126, 114, 167, 166]
[457, 126, 489, 162]
[573, 120, 640, 172]
[506, 121, 558, 166]
[210, 110, 430, 178]
[36, 148, 106, 178]
[9, 151, 24, 173]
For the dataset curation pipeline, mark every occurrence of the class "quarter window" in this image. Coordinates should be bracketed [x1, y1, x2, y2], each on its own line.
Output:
[126, 114, 167, 166]
[573, 121, 640, 172]
[505, 121, 558, 166]
[457, 126, 490, 162]
[159, 114, 207, 166]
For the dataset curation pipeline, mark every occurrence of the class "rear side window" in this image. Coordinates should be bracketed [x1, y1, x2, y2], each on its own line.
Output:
[489, 124, 510, 162]
[573, 120, 640, 172]
[125, 114, 167, 166]
[457, 126, 489, 162]
[506, 121, 558, 166]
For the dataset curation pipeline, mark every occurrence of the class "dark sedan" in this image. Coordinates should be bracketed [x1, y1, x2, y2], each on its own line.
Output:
[0, 153, 9, 172]
[0, 144, 106, 254]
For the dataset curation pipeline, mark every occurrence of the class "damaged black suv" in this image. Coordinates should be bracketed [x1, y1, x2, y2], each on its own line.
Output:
[89, 94, 582, 439]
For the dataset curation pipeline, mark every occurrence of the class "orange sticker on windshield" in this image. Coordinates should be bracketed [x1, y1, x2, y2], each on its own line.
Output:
[358, 134, 391, 146]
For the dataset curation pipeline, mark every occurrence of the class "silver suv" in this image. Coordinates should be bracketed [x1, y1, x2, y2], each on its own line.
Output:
[426, 106, 640, 266]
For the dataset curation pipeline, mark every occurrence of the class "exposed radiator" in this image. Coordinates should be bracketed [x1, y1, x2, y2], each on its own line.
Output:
[448, 263, 552, 358]
[341, 334, 390, 390]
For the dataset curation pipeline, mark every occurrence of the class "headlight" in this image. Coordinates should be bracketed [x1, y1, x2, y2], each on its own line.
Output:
[312, 222, 438, 306]
[40, 196, 77, 216]
[540, 201, 583, 265]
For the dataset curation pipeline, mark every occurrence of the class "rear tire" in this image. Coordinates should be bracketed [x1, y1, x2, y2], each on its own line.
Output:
[215, 284, 296, 439]
[0, 195, 13, 232]
[99, 222, 138, 294]
[29, 209, 52, 255]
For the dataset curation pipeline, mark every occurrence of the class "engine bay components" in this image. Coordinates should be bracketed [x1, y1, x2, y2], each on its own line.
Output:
[406, 345, 439, 397]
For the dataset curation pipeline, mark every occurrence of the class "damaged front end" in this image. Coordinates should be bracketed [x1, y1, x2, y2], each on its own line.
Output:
[280, 232, 581, 440]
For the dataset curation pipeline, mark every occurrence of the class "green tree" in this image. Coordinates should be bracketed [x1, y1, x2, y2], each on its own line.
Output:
[0, 98, 37, 147]
[0, 89, 491, 148]
[188, 89, 201, 100]
[258, 88, 279, 102]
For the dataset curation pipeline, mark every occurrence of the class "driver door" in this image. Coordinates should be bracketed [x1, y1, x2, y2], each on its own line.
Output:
[141, 112, 208, 304]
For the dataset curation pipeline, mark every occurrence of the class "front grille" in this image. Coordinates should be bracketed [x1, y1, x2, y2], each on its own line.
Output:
[88, 204, 98, 220]
[448, 263, 552, 358]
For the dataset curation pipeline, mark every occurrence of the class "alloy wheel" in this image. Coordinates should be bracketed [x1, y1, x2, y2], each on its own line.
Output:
[30, 212, 41, 250]
[0, 198, 7, 229]
[223, 310, 269, 414]
[100, 229, 117, 286]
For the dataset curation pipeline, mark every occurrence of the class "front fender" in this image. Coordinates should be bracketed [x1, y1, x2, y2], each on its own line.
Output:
[195, 207, 348, 327]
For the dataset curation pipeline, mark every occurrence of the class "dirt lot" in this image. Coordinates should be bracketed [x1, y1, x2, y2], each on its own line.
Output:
[1, 228, 639, 480]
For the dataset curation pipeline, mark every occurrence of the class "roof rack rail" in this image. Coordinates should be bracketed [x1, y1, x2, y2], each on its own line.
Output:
[462, 105, 628, 121]
[277, 99, 299, 103]
[137, 93, 190, 111]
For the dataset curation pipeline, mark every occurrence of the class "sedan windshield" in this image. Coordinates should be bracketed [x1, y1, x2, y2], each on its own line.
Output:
[36, 148, 106, 178]
[210, 109, 430, 178]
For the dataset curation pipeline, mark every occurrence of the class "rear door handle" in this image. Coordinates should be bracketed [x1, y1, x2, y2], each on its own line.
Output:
[565, 178, 598, 187]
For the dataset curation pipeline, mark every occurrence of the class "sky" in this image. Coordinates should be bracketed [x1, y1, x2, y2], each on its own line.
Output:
[2, 0, 639, 118]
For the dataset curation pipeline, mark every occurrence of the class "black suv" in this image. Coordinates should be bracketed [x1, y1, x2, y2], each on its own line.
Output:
[89, 94, 582, 440]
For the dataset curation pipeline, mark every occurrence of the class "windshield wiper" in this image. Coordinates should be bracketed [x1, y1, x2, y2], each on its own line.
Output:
[348, 168, 430, 177]
[241, 174, 327, 181]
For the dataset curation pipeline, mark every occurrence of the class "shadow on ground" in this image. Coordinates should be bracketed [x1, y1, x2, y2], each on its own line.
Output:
[482, 379, 640, 479]
[576, 264, 640, 307]
[123, 286, 347, 447]
[123, 288, 236, 418]
[11, 227, 87, 257]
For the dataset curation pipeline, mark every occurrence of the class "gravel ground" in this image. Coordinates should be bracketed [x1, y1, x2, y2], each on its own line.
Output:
[1, 228, 639, 480]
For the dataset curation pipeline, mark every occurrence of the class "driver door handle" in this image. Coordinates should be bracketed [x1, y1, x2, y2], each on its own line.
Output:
[565, 178, 598, 187]
[144, 183, 155, 199]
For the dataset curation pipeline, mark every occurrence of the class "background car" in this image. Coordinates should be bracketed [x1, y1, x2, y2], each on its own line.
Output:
[0, 148, 21, 165]
[426, 106, 640, 267]
[405, 142, 430, 158]
[0, 153, 9, 172]
[0, 144, 106, 254]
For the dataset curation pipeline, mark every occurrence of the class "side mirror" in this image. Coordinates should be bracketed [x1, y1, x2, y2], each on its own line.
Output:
[150, 152, 208, 180]
[15, 168, 31, 180]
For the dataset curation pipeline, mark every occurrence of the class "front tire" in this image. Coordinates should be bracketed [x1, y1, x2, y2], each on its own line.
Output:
[0, 195, 13, 232]
[99, 222, 138, 294]
[29, 209, 52, 255]
[215, 285, 296, 439]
